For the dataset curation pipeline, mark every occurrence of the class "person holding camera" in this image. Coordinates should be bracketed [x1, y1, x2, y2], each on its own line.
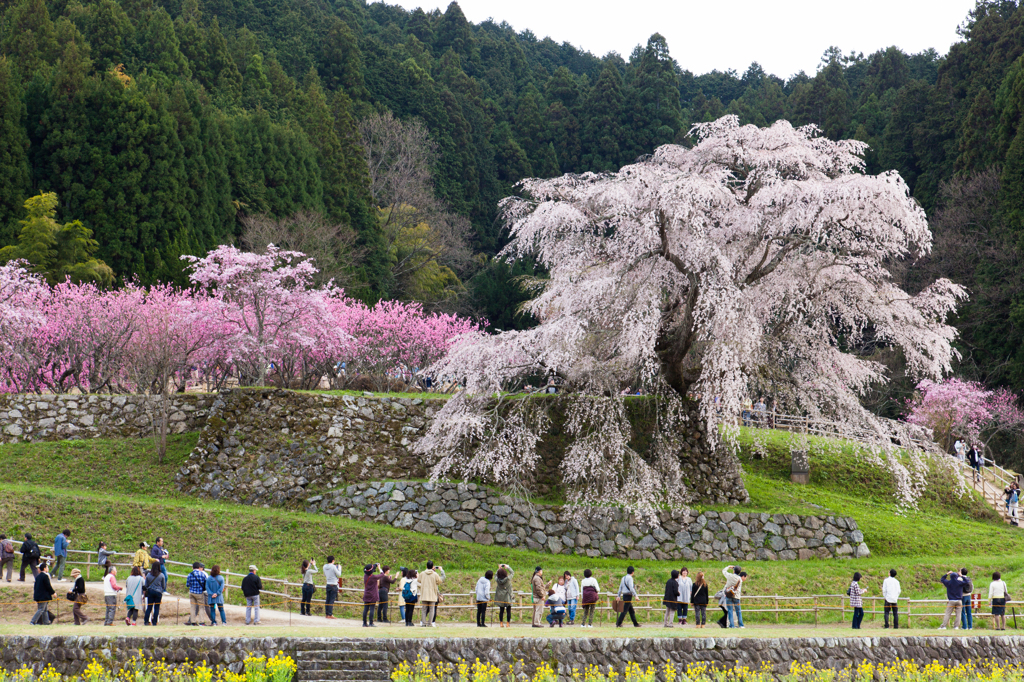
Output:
[363, 563, 383, 627]
[419, 561, 445, 627]
[300, 558, 317, 616]
[939, 569, 966, 629]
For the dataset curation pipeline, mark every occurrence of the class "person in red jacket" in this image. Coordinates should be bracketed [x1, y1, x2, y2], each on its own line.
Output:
[363, 563, 383, 627]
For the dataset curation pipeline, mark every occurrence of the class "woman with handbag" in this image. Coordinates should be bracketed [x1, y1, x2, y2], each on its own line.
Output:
[989, 571, 1011, 630]
[143, 564, 166, 626]
[690, 572, 709, 629]
[124, 566, 145, 626]
[69, 568, 89, 625]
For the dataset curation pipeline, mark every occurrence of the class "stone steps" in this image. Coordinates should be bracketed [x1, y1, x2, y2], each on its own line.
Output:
[295, 645, 392, 682]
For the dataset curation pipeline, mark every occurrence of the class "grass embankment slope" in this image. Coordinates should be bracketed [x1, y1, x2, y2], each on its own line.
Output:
[0, 428, 1022, 627]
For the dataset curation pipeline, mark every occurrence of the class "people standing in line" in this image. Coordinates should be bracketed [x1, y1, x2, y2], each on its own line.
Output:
[242, 565, 262, 625]
[300, 559, 318, 616]
[401, 569, 419, 627]
[0, 535, 14, 582]
[418, 561, 445, 627]
[70, 568, 88, 625]
[475, 570, 493, 627]
[185, 562, 208, 626]
[377, 565, 395, 624]
[323, 555, 341, 620]
[124, 566, 145, 626]
[30, 560, 53, 625]
[989, 571, 1011, 630]
[939, 569, 966, 630]
[97, 542, 114, 575]
[52, 529, 70, 582]
[663, 570, 680, 627]
[677, 567, 693, 625]
[20, 532, 40, 581]
[362, 563, 380, 627]
[564, 571, 579, 625]
[579, 569, 600, 628]
[150, 538, 169, 581]
[722, 565, 745, 629]
[531, 567, 547, 628]
[960, 568, 975, 630]
[102, 566, 122, 626]
[143, 564, 165, 626]
[690, 572, 709, 629]
[848, 572, 866, 629]
[206, 565, 226, 626]
[615, 566, 640, 628]
[132, 542, 152, 571]
[495, 564, 515, 628]
[882, 569, 901, 629]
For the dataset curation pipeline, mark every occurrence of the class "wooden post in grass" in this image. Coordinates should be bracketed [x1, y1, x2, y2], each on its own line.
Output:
[775, 597, 780, 624]
[791, 449, 810, 484]
[813, 595, 818, 627]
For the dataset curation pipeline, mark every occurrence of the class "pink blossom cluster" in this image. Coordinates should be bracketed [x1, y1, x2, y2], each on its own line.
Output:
[906, 378, 1024, 448]
[0, 246, 480, 394]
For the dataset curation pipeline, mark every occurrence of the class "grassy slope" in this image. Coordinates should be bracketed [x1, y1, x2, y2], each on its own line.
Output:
[2, 432, 1024, 628]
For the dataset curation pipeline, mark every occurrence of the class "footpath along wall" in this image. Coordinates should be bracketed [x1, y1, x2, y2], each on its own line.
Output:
[3, 636, 1024, 677]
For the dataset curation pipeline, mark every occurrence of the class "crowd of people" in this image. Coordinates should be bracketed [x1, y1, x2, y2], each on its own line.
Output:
[847, 568, 1013, 631]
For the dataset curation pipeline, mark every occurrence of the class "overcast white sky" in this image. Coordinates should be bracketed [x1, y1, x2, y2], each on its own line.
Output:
[379, 0, 978, 79]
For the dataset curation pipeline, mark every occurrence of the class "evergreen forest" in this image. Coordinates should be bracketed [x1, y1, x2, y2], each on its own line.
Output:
[4, 0, 1024, 415]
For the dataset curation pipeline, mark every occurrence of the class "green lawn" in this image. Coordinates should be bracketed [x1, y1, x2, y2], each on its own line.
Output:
[1, 431, 1023, 629]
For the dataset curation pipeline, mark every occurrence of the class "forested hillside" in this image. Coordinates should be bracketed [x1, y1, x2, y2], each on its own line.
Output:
[4, 0, 1024, 404]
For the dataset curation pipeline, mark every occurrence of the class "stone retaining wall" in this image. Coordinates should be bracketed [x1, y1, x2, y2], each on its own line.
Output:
[175, 388, 748, 510]
[305, 481, 869, 561]
[4, 636, 1024, 678]
[0, 394, 215, 443]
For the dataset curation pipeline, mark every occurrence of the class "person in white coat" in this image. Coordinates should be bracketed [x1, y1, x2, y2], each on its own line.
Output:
[677, 568, 693, 625]
[882, 569, 901, 629]
[475, 570, 492, 627]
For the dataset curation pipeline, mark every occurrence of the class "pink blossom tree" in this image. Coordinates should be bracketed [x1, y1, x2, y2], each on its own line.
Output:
[0, 262, 49, 393]
[183, 245, 344, 388]
[417, 116, 967, 518]
[906, 378, 1024, 454]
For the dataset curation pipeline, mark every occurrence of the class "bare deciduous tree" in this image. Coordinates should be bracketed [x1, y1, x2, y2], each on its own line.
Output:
[240, 211, 361, 289]
[358, 111, 472, 300]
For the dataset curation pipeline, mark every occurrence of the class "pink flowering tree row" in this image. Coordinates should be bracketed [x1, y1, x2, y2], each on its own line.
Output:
[906, 378, 1024, 455]
[0, 247, 481, 457]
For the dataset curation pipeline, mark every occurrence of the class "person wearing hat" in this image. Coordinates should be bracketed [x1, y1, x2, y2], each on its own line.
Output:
[132, 542, 152, 571]
[241, 565, 262, 625]
[363, 563, 383, 627]
[70, 568, 88, 625]
[185, 562, 208, 625]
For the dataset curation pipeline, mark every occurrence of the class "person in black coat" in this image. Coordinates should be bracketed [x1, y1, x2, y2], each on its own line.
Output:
[20, 533, 39, 581]
[690, 572, 710, 629]
[30, 560, 54, 624]
[70, 568, 89, 625]
[662, 570, 680, 627]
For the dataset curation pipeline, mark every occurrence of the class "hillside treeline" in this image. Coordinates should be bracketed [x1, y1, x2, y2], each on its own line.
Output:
[5, 0, 1024, 403]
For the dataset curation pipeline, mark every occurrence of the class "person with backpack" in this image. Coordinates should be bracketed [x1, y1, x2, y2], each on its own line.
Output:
[70, 568, 88, 625]
[690, 571, 709, 629]
[401, 569, 419, 626]
[143, 564, 166, 626]
[475, 570, 493, 627]
[0, 535, 14, 582]
[19, 533, 40, 581]
[615, 566, 640, 628]
[300, 559, 317, 616]
[494, 564, 515, 628]
[52, 529, 70, 582]
[580, 569, 600, 628]
[30, 559, 54, 625]
[663, 570, 680, 627]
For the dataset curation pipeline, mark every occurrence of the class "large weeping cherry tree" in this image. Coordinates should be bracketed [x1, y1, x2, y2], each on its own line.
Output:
[416, 116, 966, 520]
